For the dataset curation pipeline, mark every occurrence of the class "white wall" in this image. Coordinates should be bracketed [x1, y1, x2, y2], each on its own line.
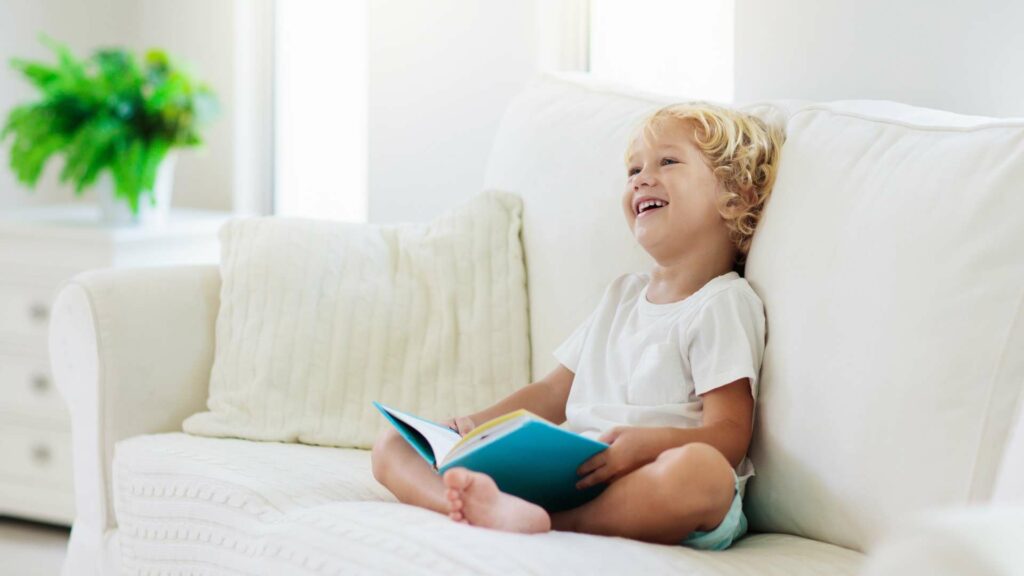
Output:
[2, 0, 544, 222]
[735, 0, 1024, 117]
[367, 0, 540, 224]
[11, 1, 1024, 219]
[133, 0, 236, 211]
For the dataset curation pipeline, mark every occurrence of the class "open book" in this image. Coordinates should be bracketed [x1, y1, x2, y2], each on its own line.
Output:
[372, 401, 609, 511]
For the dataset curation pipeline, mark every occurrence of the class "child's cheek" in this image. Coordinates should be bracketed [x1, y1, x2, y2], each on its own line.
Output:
[622, 205, 637, 230]
[621, 197, 634, 221]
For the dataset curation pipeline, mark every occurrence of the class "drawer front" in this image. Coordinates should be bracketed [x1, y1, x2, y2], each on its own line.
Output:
[0, 281, 59, 342]
[0, 423, 73, 490]
[0, 354, 68, 422]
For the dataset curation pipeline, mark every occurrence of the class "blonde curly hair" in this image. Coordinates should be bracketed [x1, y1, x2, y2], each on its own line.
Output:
[625, 102, 785, 272]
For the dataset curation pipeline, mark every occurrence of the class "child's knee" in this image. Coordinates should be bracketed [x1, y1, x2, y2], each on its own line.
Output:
[654, 443, 733, 507]
[656, 442, 722, 470]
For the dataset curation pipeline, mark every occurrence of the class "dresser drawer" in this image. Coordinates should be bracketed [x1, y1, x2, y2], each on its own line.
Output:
[0, 423, 73, 490]
[0, 354, 68, 421]
[0, 281, 59, 342]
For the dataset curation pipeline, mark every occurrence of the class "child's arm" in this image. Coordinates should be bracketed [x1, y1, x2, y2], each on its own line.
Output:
[648, 377, 753, 467]
[575, 378, 754, 488]
[462, 365, 575, 428]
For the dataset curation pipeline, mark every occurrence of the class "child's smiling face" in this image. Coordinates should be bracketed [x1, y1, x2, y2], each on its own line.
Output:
[622, 118, 732, 263]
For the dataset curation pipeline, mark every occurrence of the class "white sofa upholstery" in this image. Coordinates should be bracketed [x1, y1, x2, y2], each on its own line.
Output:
[51, 73, 1024, 575]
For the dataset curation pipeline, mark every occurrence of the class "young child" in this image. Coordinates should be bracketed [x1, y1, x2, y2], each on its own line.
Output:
[371, 102, 784, 550]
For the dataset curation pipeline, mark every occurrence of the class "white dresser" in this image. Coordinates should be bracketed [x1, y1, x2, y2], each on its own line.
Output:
[0, 204, 232, 525]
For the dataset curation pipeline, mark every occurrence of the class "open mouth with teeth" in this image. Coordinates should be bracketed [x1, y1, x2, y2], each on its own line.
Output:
[636, 199, 669, 217]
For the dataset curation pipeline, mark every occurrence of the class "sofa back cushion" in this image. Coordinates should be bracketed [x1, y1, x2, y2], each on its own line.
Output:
[485, 74, 1024, 552]
[183, 192, 530, 449]
[742, 101, 1024, 551]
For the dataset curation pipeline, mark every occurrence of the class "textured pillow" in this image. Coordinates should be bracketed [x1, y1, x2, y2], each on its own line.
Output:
[183, 191, 531, 449]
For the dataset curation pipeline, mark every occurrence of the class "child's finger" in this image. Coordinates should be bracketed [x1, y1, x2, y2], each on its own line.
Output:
[575, 465, 606, 489]
[455, 416, 476, 435]
[597, 428, 619, 444]
[577, 454, 605, 476]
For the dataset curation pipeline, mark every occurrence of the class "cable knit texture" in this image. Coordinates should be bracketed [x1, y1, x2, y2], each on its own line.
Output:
[183, 191, 531, 449]
[113, 433, 865, 576]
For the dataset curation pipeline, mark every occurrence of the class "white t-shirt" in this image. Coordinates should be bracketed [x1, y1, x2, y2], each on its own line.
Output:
[553, 271, 766, 489]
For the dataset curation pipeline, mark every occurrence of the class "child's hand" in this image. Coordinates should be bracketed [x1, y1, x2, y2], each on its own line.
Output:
[443, 415, 477, 436]
[575, 427, 660, 489]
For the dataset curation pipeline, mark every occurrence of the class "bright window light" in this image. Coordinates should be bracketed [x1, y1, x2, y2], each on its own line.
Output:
[274, 0, 368, 221]
[589, 0, 734, 102]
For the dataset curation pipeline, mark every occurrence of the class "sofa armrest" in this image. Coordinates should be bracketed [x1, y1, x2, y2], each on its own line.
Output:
[860, 505, 1024, 576]
[49, 265, 220, 541]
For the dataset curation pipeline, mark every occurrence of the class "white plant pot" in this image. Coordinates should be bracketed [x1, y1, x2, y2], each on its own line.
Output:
[96, 154, 177, 226]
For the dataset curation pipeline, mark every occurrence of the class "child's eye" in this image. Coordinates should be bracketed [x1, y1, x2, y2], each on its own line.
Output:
[628, 158, 678, 176]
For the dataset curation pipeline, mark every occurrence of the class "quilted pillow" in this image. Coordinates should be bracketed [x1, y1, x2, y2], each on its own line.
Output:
[183, 191, 531, 449]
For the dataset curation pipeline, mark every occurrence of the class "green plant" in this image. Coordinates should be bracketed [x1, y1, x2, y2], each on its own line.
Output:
[1, 38, 218, 214]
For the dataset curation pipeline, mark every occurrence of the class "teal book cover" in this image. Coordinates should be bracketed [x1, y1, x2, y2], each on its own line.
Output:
[373, 401, 609, 511]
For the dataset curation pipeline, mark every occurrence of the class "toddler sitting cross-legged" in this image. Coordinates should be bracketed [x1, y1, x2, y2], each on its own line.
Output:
[371, 103, 784, 550]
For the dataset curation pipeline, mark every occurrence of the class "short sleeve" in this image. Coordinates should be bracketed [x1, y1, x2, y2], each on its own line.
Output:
[686, 286, 766, 398]
[552, 307, 597, 374]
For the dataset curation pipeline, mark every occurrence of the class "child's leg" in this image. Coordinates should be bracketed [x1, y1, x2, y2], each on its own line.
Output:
[443, 442, 735, 545]
[370, 428, 448, 514]
[551, 442, 736, 544]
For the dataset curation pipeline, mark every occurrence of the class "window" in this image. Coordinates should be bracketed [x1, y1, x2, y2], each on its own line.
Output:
[272, 0, 368, 221]
[246, 0, 732, 220]
[588, 0, 734, 102]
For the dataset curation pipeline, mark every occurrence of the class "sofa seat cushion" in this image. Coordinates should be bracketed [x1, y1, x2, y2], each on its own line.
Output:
[113, 433, 863, 575]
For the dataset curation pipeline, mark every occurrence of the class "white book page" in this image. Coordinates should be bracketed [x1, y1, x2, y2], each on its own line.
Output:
[380, 404, 461, 464]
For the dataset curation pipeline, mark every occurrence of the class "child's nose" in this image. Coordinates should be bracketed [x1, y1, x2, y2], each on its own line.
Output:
[632, 171, 655, 190]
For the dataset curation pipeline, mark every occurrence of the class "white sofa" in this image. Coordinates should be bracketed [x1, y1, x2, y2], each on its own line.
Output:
[50, 73, 1024, 575]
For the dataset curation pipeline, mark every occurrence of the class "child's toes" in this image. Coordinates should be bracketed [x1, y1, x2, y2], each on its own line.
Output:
[442, 467, 471, 491]
[446, 491, 463, 509]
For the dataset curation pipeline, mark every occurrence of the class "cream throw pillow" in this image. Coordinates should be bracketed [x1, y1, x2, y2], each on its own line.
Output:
[183, 191, 531, 449]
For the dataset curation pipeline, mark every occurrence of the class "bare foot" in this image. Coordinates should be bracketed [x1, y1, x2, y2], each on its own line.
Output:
[442, 468, 551, 534]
